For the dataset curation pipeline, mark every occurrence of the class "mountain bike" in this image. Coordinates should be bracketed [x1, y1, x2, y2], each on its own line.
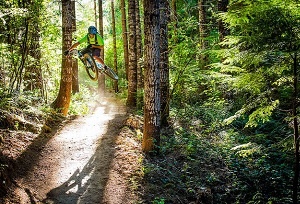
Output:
[65, 49, 118, 81]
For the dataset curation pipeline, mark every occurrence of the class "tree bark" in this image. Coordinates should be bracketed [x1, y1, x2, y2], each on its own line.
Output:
[94, 0, 97, 26]
[292, 53, 299, 204]
[198, 0, 208, 66]
[23, 2, 43, 96]
[120, 0, 129, 80]
[71, 0, 79, 94]
[111, 0, 119, 93]
[127, 0, 137, 108]
[142, 0, 161, 153]
[98, 0, 105, 95]
[136, 0, 144, 109]
[10, 20, 29, 93]
[218, 0, 229, 42]
[160, 0, 169, 127]
[51, 0, 73, 116]
[199, 0, 208, 50]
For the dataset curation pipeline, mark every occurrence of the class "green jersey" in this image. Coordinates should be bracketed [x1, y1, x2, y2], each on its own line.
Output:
[78, 33, 104, 46]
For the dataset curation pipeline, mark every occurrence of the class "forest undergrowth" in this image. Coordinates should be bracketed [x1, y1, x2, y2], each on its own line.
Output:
[0, 90, 71, 197]
[0, 91, 297, 204]
[136, 104, 296, 204]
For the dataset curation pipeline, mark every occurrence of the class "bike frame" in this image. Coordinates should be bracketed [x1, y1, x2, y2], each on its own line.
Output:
[68, 49, 118, 81]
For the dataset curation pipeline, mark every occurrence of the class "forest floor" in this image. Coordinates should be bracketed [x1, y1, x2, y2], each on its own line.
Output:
[0, 94, 145, 204]
[0, 92, 261, 204]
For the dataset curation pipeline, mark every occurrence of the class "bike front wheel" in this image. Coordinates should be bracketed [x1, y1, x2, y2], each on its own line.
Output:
[83, 53, 98, 81]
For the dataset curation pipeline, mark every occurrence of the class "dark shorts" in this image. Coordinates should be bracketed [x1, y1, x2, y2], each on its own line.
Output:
[91, 48, 101, 57]
[81, 47, 101, 57]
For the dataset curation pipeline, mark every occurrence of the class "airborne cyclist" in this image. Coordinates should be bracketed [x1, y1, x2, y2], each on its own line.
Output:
[64, 25, 107, 69]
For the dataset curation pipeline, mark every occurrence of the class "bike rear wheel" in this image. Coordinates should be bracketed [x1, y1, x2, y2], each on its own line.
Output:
[82, 53, 98, 81]
[103, 66, 118, 81]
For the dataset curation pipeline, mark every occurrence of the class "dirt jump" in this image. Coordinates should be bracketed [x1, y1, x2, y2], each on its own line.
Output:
[1, 95, 142, 204]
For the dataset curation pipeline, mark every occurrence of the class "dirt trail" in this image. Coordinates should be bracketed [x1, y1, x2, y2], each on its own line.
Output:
[3, 95, 141, 204]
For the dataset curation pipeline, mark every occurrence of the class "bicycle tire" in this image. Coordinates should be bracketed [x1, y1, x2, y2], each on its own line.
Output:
[83, 53, 98, 81]
[103, 66, 118, 81]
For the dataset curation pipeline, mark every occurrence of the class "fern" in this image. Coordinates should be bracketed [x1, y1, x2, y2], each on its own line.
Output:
[246, 100, 279, 127]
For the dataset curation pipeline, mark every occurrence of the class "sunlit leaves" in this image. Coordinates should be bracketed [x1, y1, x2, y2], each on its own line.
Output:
[216, 64, 244, 75]
[223, 108, 246, 125]
[231, 142, 262, 157]
[0, 8, 28, 19]
[216, 0, 300, 129]
[246, 100, 279, 127]
[224, 0, 300, 52]
[223, 91, 279, 127]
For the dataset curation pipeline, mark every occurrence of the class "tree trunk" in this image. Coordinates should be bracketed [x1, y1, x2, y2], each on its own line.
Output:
[136, 0, 144, 109]
[142, 0, 161, 153]
[111, 0, 119, 93]
[120, 0, 129, 80]
[0, 62, 4, 86]
[198, 0, 208, 66]
[23, 0, 43, 95]
[71, 0, 79, 94]
[23, 7, 43, 96]
[160, 0, 169, 127]
[98, 0, 105, 95]
[94, 0, 97, 26]
[199, 0, 208, 49]
[51, 0, 73, 116]
[292, 53, 299, 204]
[127, 0, 137, 108]
[218, 0, 229, 42]
[10, 21, 29, 93]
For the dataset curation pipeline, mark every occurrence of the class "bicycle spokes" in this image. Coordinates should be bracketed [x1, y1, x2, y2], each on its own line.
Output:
[67, 49, 118, 81]
[83, 53, 98, 81]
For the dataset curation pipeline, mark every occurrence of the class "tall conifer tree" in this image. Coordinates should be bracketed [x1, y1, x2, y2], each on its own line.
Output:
[142, 0, 161, 153]
[127, 0, 138, 107]
[51, 0, 73, 115]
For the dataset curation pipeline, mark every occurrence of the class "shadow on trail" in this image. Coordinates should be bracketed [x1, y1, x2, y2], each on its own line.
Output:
[0, 114, 66, 200]
[43, 111, 126, 203]
[11, 115, 66, 179]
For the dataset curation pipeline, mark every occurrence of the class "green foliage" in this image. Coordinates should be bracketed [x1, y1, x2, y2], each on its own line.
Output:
[104, 37, 127, 85]
[225, 131, 293, 203]
[226, 0, 300, 51]
[0, 87, 43, 111]
[215, 0, 300, 130]
[0, 0, 299, 203]
[0, 88, 14, 108]
[246, 100, 279, 127]
[152, 198, 165, 204]
[68, 86, 93, 115]
[142, 103, 294, 203]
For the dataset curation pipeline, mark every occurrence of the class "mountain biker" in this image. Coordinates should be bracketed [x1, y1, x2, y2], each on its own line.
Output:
[64, 25, 107, 69]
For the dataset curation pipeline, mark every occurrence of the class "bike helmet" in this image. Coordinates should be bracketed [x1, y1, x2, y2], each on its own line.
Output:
[88, 26, 97, 34]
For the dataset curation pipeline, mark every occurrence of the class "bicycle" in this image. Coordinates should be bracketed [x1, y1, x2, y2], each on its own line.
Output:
[65, 49, 118, 81]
